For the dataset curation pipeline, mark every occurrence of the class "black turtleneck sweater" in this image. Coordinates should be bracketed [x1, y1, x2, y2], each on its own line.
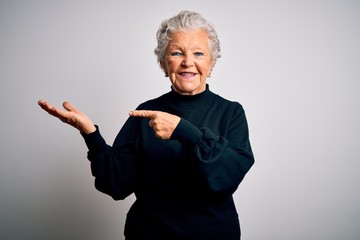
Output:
[82, 85, 254, 240]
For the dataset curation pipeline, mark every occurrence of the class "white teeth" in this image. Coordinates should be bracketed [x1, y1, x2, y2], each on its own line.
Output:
[180, 72, 195, 76]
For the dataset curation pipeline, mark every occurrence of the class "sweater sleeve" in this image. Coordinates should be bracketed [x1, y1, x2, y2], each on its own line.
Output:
[171, 105, 254, 195]
[82, 118, 140, 200]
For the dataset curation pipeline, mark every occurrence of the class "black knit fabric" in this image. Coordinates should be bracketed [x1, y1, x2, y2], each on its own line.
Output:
[82, 85, 254, 239]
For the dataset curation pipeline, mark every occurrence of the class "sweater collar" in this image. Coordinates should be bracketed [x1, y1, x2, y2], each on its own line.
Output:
[163, 84, 214, 110]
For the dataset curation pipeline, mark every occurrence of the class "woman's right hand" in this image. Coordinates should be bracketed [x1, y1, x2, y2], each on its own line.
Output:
[38, 100, 96, 134]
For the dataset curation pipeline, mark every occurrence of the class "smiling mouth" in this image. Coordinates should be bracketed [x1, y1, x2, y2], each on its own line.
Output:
[179, 72, 196, 77]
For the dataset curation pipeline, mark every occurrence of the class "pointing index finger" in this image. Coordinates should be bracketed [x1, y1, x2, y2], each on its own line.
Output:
[129, 110, 157, 119]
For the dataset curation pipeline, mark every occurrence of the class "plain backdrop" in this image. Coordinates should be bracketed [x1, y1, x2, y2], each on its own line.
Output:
[1, 0, 359, 239]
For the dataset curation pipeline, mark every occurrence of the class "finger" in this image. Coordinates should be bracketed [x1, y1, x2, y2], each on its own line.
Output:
[38, 100, 54, 112]
[38, 99, 46, 106]
[129, 110, 157, 119]
[38, 100, 69, 119]
[38, 100, 62, 117]
[148, 119, 154, 128]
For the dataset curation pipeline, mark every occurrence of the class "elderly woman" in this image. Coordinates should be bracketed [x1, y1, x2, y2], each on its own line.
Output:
[38, 10, 254, 240]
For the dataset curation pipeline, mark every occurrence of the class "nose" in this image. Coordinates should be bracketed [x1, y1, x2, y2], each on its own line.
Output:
[181, 54, 194, 67]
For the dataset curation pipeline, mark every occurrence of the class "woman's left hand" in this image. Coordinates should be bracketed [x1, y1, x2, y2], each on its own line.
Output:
[129, 110, 180, 140]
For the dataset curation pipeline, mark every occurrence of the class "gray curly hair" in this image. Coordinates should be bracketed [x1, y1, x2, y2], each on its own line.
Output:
[154, 10, 221, 65]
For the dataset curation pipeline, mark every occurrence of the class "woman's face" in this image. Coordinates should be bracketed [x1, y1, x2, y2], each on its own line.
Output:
[161, 30, 215, 95]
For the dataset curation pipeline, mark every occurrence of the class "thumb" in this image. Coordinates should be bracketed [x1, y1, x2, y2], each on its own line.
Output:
[62, 101, 78, 112]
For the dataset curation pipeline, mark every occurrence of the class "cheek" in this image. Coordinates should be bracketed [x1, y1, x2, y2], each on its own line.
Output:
[199, 63, 212, 75]
[163, 60, 173, 71]
[167, 62, 181, 74]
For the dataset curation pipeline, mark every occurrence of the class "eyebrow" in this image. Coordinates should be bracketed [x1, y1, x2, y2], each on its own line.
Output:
[167, 44, 206, 51]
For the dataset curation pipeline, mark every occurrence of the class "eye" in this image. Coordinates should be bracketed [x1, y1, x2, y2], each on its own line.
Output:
[171, 52, 182, 56]
[194, 52, 204, 56]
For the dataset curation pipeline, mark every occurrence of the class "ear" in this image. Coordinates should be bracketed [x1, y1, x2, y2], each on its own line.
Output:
[160, 60, 166, 69]
[211, 59, 216, 69]
[160, 60, 168, 77]
[209, 60, 216, 75]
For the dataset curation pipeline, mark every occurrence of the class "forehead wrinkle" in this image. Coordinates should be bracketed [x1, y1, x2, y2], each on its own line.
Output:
[167, 30, 210, 52]
[167, 40, 209, 53]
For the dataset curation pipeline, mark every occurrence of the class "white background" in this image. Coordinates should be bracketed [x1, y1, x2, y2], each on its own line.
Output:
[1, 0, 359, 239]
